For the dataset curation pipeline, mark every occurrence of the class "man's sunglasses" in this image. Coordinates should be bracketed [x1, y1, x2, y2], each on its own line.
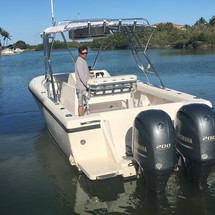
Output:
[80, 52, 88, 55]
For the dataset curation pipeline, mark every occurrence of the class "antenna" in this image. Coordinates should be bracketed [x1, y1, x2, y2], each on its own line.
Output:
[50, 0, 55, 26]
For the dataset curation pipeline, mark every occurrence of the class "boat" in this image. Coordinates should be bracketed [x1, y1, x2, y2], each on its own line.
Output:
[0, 47, 23, 55]
[29, 17, 215, 192]
[0, 48, 16, 55]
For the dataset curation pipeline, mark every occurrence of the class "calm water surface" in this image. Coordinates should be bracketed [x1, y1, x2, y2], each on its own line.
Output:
[1, 49, 215, 215]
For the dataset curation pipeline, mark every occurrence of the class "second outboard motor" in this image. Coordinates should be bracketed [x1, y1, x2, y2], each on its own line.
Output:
[175, 103, 215, 185]
[132, 109, 176, 193]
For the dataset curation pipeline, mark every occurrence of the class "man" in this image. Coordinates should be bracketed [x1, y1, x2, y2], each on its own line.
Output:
[75, 46, 91, 116]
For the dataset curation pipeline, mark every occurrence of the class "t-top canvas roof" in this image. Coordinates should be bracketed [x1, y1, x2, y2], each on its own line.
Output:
[42, 18, 152, 40]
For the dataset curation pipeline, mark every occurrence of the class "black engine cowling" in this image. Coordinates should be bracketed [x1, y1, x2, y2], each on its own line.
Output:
[132, 109, 176, 193]
[175, 103, 215, 184]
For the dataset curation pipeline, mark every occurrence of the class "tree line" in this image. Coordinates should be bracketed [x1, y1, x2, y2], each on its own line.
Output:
[150, 16, 215, 49]
[89, 16, 215, 50]
[1, 16, 215, 51]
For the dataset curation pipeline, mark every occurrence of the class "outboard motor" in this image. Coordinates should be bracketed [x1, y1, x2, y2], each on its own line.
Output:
[175, 103, 215, 185]
[132, 109, 176, 193]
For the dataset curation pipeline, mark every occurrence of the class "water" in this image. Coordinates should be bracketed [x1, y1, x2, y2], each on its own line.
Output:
[1, 49, 215, 215]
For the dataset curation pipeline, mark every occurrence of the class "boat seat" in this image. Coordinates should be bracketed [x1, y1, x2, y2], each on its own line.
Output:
[60, 82, 78, 115]
[85, 74, 137, 113]
[67, 73, 76, 86]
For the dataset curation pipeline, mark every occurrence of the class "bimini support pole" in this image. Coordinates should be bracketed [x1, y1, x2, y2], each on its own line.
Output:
[91, 38, 105, 70]
[61, 32, 76, 64]
[42, 33, 57, 102]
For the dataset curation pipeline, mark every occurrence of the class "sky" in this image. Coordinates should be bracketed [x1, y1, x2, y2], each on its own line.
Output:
[1, 0, 215, 45]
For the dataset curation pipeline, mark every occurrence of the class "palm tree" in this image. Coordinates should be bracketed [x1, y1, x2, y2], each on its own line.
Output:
[1, 30, 12, 47]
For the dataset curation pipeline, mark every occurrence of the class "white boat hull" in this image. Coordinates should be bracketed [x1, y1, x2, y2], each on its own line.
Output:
[29, 72, 213, 182]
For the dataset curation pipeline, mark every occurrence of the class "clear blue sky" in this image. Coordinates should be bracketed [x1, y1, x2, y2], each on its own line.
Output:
[1, 0, 215, 45]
